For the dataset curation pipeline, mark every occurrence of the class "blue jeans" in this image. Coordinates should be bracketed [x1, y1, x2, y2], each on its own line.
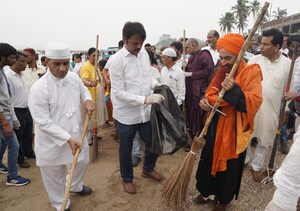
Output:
[116, 120, 158, 182]
[0, 118, 20, 179]
[280, 124, 287, 143]
[132, 132, 141, 158]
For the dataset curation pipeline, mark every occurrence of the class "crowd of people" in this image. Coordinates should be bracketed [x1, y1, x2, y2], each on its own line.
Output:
[1, 21, 300, 211]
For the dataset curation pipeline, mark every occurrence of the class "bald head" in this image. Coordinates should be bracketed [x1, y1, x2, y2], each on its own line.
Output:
[186, 38, 200, 55]
[207, 30, 219, 50]
[186, 38, 199, 47]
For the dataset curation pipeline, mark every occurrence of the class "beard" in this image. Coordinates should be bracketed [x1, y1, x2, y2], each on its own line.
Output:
[222, 63, 233, 73]
[213, 64, 234, 90]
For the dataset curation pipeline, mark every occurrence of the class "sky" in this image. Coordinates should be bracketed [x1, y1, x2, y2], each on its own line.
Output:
[1, 0, 298, 51]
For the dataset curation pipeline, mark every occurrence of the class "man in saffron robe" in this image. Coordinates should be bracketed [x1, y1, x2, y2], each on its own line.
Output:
[194, 34, 263, 210]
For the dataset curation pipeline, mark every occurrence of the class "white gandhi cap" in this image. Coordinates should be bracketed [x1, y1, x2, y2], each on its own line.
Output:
[162, 47, 177, 58]
[45, 41, 70, 59]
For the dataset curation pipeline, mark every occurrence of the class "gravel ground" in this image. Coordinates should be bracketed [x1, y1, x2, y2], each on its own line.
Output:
[158, 141, 290, 211]
[0, 126, 292, 211]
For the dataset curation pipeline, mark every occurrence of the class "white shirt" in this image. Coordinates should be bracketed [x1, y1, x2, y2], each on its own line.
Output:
[151, 66, 161, 83]
[5, 68, 29, 108]
[174, 57, 188, 70]
[243, 51, 254, 61]
[201, 46, 219, 66]
[291, 57, 300, 93]
[292, 58, 300, 111]
[109, 47, 158, 125]
[249, 54, 291, 146]
[28, 71, 91, 166]
[160, 64, 185, 105]
[272, 129, 300, 210]
[73, 61, 84, 76]
[282, 48, 289, 56]
[23, 64, 46, 88]
[104, 54, 114, 70]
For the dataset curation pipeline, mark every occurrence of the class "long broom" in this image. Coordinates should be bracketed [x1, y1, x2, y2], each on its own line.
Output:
[91, 35, 100, 162]
[61, 115, 89, 211]
[161, 2, 270, 208]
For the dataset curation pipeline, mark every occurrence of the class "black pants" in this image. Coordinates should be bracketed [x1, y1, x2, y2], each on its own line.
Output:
[14, 107, 33, 163]
[195, 113, 246, 205]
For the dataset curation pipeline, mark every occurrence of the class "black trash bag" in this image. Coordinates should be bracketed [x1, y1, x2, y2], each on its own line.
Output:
[150, 85, 188, 154]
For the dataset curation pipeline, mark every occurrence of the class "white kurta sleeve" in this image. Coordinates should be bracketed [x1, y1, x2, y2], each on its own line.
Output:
[150, 74, 159, 89]
[28, 86, 71, 147]
[177, 70, 186, 105]
[79, 77, 92, 102]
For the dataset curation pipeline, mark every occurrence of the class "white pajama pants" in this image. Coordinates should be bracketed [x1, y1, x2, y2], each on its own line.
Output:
[265, 199, 292, 211]
[39, 149, 89, 211]
[295, 116, 300, 132]
[245, 138, 269, 171]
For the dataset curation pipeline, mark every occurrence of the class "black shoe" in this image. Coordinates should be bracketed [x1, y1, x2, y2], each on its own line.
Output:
[72, 185, 92, 196]
[184, 144, 191, 152]
[287, 132, 294, 140]
[250, 137, 258, 147]
[65, 208, 70, 211]
[280, 142, 289, 154]
[132, 156, 141, 167]
[18, 160, 30, 168]
[25, 152, 36, 159]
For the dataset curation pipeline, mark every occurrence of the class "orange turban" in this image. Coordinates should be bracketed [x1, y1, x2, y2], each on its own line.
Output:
[217, 33, 244, 56]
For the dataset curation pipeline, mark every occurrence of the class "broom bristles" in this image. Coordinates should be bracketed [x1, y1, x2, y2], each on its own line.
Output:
[162, 139, 205, 208]
[162, 152, 196, 207]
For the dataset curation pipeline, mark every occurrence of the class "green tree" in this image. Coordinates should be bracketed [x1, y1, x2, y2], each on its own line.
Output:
[248, 0, 260, 19]
[219, 12, 236, 34]
[231, 0, 250, 34]
[272, 7, 287, 20]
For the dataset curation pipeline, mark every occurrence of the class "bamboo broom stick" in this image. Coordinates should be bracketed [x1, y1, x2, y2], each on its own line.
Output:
[61, 115, 89, 211]
[91, 35, 99, 162]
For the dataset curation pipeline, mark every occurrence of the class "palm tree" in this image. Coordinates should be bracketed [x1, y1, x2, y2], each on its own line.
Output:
[248, 0, 260, 21]
[272, 7, 287, 20]
[219, 12, 236, 34]
[262, 10, 270, 23]
[231, 0, 250, 34]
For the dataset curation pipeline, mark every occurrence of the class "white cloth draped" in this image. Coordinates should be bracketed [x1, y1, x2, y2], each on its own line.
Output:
[248, 54, 291, 147]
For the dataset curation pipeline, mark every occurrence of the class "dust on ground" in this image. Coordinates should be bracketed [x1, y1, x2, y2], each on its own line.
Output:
[0, 125, 290, 211]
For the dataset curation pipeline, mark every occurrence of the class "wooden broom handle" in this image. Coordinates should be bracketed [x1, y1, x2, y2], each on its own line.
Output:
[61, 115, 89, 211]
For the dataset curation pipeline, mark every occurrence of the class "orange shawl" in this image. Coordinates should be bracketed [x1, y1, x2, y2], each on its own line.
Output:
[205, 60, 263, 176]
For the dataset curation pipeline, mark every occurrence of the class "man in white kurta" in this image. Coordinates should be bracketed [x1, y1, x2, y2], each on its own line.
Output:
[28, 42, 94, 211]
[160, 48, 186, 106]
[246, 28, 291, 182]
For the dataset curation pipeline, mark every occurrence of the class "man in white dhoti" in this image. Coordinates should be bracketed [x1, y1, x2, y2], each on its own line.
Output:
[246, 28, 291, 182]
[28, 42, 95, 211]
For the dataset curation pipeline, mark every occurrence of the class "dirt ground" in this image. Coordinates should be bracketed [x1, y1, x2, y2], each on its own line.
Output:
[0, 125, 290, 211]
